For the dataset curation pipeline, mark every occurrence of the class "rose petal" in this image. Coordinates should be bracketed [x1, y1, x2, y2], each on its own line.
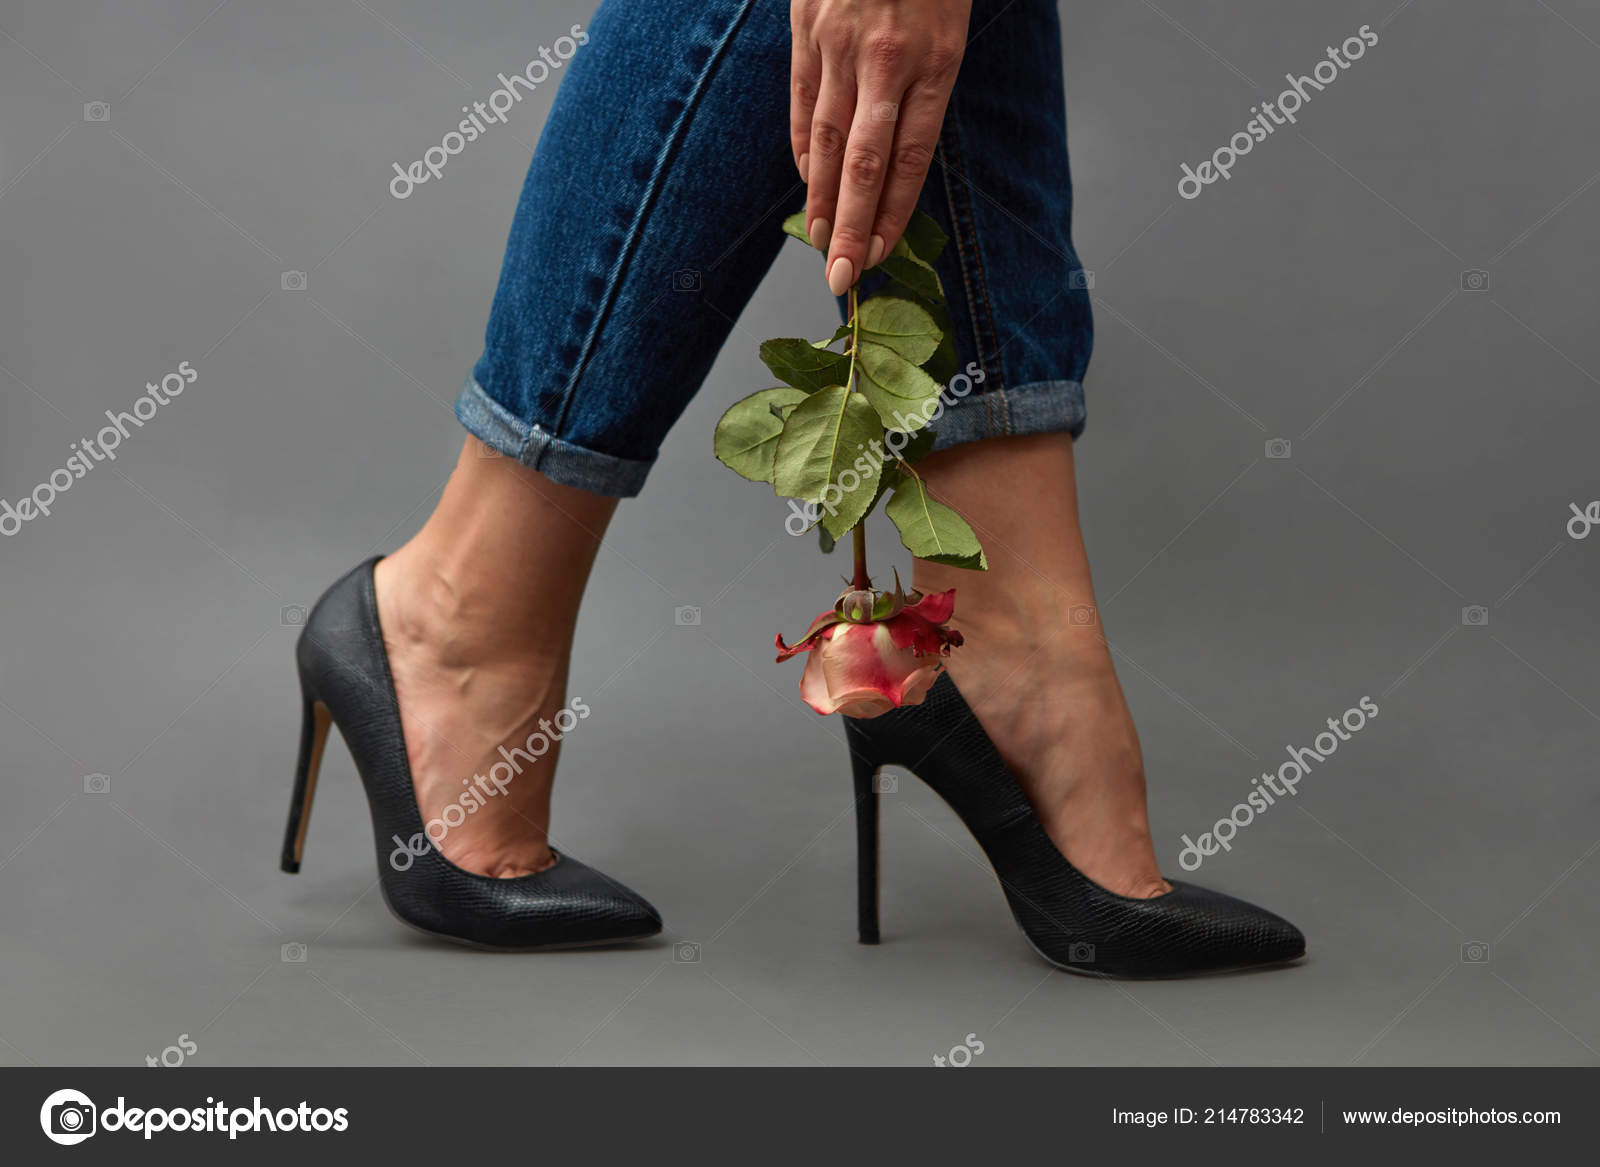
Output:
[819, 624, 901, 708]
[776, 609, 843, 661]
[896, 660, 942, 707]
[906, 588, 956, 625]
[834, 693, 897, 718]
[797, 645, 840, 713]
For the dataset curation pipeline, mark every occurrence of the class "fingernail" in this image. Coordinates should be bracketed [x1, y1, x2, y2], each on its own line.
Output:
[809, 218, 831, 251]
[827, 256, 854, 296]
[867, 234, 886, 267]
[798, 152, 809, 182]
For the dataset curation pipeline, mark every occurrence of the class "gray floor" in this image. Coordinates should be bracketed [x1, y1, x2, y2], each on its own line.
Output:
[3, 0, 1599, 1066]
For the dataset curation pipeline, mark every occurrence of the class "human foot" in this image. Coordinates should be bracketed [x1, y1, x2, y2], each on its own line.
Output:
[374, 552, 565, 878]
[364, 439, 617, 879]
[916, 595, 1171, 900]
[900, 433, 1170, 900]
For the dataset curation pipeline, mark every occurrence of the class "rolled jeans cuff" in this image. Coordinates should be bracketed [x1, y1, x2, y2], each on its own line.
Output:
[929, 379, 1087, 451]
[455, 378, 653, 497]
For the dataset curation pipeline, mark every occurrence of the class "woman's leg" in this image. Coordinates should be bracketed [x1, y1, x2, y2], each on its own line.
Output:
[372, 0, 801, 877]
[371, 0, 1098, 883]
[374, 440, 616, 877]
[912, 434, 1170, 900]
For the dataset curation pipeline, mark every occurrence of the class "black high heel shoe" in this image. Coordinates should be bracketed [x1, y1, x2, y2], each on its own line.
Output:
[279, 558, 662, 950]
[843, 673, 1304, 977]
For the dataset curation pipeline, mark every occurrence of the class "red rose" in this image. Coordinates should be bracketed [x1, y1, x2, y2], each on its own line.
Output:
[776, 589, 962, 717]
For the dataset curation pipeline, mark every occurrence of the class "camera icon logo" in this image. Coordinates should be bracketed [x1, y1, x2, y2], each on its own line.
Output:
[871, 101, 899, 122]
[281, 604, 308, 626]
[1461, 605, 1489, 627]
[281, 942, 308, 963]
[1068, 604, 1097, 626]
[84, 773, 110, 794]
[1067, 941, 1096, 964]
[674, 605, 702, 626]
[1265, 438, 1292, 460]
[40, 1088, 97, 1145]
[674, 941, 701, 963]
[873, 772, 898, 794]
[1460, 269, 1490, 292]
[1069, 269, 1095, 290]
[281, 271, 307, 291]
[83, 102, 110, 122]
[1461, 941, 1491, 963]
[671, 269, 702, 292]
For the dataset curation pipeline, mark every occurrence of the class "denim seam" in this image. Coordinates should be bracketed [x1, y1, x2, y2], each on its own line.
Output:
[929, 378, 1085, 451]
[937, 101, 1008, 420]
[456, 377, 653, 495]
[936, 137, 987, 401]
[544, 0, 759, 443]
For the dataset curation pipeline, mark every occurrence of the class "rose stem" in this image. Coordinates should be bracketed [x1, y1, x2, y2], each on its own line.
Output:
[844, 281, 871, 593]
[851, 522, 871, 591]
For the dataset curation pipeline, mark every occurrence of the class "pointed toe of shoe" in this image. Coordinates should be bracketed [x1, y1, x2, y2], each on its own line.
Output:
[476, 854, 663, 950]
[380, 850, 663, 951]
[1260, 914, 1306, 965]
[1156, 881, 1305, 974]
[594, 880, 663, 944]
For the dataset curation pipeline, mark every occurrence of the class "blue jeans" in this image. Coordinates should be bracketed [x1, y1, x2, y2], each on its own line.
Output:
[457, 0, 1093, 497]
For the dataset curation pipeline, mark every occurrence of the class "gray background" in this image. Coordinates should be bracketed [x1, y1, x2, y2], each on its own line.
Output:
[2, 0, 1597, 1067]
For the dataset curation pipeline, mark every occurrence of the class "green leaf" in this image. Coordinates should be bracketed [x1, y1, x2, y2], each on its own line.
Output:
[875, 277, 956, 381]
[885, 476, 988, 569]
[817, 525, 836, 553]
[887, 425, 937, 467]
[923, 328, 960, 386]
[857, 297, 939, 364]
[879, 253, 943, 304]
[760, 338, 852, 392]
[865, 460, 902, 515]
[713, 387, 809, 482]
[781, 211, 811, 246]
[812, 323, 851, 349]
[772, 385, 885, 538]
[855, 341, 943, 432]
[901, 211, 948, 265]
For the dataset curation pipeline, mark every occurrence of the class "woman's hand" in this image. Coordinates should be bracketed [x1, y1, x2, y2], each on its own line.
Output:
[790, 0, 972, 295]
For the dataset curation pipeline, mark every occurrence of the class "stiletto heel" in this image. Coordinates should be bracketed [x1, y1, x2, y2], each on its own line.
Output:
[842, 674, 1305, 978]
[849, 747, 880, 945]
[281, 558, 661, 950]
[279, 693, 332, 874]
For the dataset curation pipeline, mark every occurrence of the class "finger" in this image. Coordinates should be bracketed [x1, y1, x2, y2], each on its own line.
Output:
[866, 78, 950, 262]
[825, 91, 902, 294]
[804, 58, 856, 257]
[789, 29, 822, 182]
